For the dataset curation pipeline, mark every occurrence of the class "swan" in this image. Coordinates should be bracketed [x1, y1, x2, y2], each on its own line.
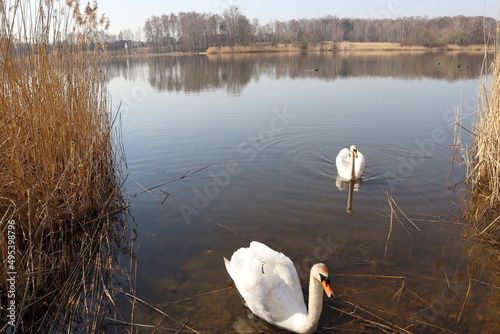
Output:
[224, 241, 334, 334]
[336, 145, 365, 180]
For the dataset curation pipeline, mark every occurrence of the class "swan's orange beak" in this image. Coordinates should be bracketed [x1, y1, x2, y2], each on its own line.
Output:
[322, 279, 334, 298]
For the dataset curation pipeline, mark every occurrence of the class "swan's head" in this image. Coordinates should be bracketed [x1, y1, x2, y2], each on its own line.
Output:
[312, 263, 334, 298]
[350, 145, 359, 158]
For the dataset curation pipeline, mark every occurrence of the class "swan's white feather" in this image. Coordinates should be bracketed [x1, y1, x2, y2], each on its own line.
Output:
[224, 241, 307, 329]
[336, 147, 365, 180]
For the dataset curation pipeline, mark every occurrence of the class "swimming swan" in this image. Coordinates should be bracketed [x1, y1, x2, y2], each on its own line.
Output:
[336, 145, 365, 180]
[224, 241, 333, 334]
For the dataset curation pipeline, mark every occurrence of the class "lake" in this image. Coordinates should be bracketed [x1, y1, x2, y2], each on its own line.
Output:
[106, 51, 493, 333]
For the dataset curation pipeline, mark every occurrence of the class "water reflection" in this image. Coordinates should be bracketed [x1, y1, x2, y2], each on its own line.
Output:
[464, 220, 500, 331]
[335, 177, 361, 213]
[106, 52, 489, 94]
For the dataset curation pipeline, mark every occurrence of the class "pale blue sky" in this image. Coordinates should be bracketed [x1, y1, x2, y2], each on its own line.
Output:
[99, 0, 498, 36]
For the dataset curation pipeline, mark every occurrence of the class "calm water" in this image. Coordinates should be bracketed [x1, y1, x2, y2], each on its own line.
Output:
[107, 52, 493, 333]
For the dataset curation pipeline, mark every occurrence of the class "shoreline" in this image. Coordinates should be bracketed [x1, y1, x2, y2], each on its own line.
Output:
[109, 41, 494, 57]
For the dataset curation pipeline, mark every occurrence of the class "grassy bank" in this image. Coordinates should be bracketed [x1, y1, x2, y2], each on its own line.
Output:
[0, 1, 128, 332]
[459, 50, 500, 329]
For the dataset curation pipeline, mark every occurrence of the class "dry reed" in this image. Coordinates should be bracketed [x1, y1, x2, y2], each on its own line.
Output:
[204, 42, 494, 55]
[0, 1, 129, 332]
[458, 47, 500, 330]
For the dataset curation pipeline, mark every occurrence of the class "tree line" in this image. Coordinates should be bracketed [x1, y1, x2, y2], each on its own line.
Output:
[112, 6, 496, 52]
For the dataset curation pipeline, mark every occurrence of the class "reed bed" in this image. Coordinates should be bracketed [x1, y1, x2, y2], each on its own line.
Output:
[459, 49, 500, 329]
[0, 1, 129, 332]
[204, 42, 493, 55]
[206, 44, 302, 54]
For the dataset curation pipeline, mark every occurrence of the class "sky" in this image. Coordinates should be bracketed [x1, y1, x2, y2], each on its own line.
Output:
[98, 0, 499, 36]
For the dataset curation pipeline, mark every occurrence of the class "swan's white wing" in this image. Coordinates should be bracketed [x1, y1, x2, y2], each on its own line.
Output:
[249, 242, 304, 306]
[225, 241, 307, 325]
[336, 148, 351, 179]
[355, 151, 365, 179]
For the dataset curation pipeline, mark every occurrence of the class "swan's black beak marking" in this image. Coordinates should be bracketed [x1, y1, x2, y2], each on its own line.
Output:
[320, 273, 334, 297]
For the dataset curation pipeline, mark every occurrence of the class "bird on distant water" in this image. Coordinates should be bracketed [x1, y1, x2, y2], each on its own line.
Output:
[336, 145, 365, 180]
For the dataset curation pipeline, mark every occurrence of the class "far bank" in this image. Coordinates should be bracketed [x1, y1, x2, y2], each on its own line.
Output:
[109, 42, 493, 57]
[206, 41, 491, 54]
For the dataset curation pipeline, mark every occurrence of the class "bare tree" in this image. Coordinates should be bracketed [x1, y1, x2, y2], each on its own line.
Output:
[220, 6, 252, 46]
[142, 11, 494, 52]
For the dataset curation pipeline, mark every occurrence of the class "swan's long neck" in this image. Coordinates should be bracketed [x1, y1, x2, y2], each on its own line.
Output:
[302, 270, 324, 334]
[350, 152, 356, 180]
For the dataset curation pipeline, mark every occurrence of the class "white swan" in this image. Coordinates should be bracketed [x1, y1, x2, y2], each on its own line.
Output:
[336, 145, 365, 180]
[224, 241, 333, 334]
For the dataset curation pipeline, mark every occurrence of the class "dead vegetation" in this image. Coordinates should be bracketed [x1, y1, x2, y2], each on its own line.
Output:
[0, 1, 130, 332]
[203, 42, 493, 55]
[457, 47, 500, 330]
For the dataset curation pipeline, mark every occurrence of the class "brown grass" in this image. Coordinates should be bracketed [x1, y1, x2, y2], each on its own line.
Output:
[0, 1, 129, 332]
[335, 41, 492, 52]
[204, 42, 494, 55]
[458, 48, 500, 330]
[206, 44, 302, 54]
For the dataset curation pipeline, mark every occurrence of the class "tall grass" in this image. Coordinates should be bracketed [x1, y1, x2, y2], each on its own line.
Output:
[0, 1, 128, 332]
[460, 49, 500, 329]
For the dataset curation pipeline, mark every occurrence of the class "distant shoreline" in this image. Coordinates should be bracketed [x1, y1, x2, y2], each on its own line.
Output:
[109, 41, 494, 57]
[206, 42, 492, 53]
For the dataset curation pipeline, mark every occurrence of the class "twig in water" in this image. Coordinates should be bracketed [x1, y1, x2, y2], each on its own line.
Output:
[388, 195, 421, 232]
[385, 190, 412, 238]
[392, 278, 406, 304]
[198, 214, 247, 239]
[130, 176, 159, 200]
[457, 273, 473, 323]
[385, 203, 393, 256]
[106, 318, 157, 329]
[120, 290, 200, 333]
[325, 301, 411, 333]
[131, 160, 222, 198]
[174, 321, 190, 334]
[190, 161, 221, 175]
[331, 273, 405, 280]
[160, 190, 170, 205]
[170, 287, 232, 304]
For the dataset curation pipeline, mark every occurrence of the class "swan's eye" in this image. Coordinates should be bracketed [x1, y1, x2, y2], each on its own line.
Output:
[319, 273, 330, 284]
